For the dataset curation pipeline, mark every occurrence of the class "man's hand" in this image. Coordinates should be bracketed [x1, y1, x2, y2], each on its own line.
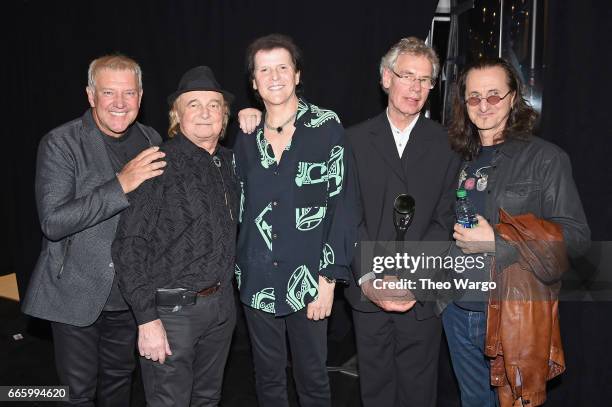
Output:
[138, 319, 172, 364]
[453, 215, 495, 254]
[117, 146, 166, 194]
[237, 108, 262, 134]
[361, 275, 416, 312]
[307, 276, 335, 321]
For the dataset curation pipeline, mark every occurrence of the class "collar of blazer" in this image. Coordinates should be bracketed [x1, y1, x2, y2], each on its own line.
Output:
[367, 112, 429, 185]
[81, 109, 123, 180]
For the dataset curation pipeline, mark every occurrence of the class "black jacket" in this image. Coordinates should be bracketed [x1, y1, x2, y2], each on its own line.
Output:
[436, 136, 591, 314]
[344, 113, 461, 318]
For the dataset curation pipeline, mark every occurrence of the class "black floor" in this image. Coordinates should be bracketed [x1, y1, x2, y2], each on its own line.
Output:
[0, 295, 462, 406]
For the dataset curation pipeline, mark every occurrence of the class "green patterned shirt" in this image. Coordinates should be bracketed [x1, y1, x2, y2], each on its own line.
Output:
[233, 99, 351, 316]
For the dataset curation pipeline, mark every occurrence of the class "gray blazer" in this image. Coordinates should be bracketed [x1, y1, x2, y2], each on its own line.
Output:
[21, 110, 162, 326]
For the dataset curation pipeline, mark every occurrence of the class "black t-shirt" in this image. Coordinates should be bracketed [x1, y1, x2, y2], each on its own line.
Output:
[460, 144, 496, 215]
[453, 144, 497, 311]
[101, 125, 151, 311]
[102, 124, 151, 172]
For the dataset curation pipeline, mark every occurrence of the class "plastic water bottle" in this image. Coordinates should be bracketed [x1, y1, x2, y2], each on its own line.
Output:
[455, 189, 478, 228]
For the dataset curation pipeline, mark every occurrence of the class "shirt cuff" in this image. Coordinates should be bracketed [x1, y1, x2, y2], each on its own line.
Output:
[133, 306, 159, 326]
[319, 265, 349, 284]
[357, 272, 376, 286]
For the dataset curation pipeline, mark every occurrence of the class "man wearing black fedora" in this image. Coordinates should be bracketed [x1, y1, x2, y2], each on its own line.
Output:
[112, 66, 239, 406]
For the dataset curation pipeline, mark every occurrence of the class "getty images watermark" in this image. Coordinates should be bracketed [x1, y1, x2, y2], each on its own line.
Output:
[371, 252, 496, 292]
[360, 241, 612, 302]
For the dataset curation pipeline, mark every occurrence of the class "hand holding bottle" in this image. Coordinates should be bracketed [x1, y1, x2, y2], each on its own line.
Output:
[454, 215, 495, 254]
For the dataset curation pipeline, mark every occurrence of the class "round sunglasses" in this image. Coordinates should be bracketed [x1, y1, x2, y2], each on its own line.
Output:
[465, 90, 512, 106]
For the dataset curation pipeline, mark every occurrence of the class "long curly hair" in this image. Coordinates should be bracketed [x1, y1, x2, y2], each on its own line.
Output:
[448, 57, 538, 160]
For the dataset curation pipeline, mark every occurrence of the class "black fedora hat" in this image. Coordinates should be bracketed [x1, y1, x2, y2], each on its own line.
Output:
[167, 66, 234, 106]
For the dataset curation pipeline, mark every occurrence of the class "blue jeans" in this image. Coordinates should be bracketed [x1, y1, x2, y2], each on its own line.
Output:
[442, 302, 498, 407]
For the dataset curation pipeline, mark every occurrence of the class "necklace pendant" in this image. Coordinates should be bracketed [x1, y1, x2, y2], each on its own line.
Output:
[265, 111, 297, 135]
[476, 176, 488, 191]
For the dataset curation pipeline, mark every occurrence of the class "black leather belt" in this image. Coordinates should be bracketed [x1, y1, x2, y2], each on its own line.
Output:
[155, 283, 220, 306]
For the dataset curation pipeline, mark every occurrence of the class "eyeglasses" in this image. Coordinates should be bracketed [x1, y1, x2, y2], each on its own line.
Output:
[465, 90, 512, 106]
[389, 69, 435, 89]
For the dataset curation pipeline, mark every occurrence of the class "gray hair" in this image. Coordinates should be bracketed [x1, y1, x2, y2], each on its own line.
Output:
[379, 37, 440, 81]
[87, 54, 142, 90]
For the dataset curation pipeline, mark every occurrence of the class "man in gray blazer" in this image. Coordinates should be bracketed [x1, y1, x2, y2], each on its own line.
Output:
[22, 54, 166, 406]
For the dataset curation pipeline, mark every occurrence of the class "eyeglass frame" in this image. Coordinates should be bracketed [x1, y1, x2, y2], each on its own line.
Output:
[465, 90, 513, 106]
[388, 68, 436, 89]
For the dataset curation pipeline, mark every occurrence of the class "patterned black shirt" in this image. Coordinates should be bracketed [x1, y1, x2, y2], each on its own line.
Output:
[233, 99, 351, 316]
[101, 124, 151, 311]
[112, 133, 239, 325]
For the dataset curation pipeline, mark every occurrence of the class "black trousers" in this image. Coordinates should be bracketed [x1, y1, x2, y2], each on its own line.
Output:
[243, 306, 330, 407]
[352, 309, 442, 407]
[140, 292, 235, 407]
[51, 310, 137, 407]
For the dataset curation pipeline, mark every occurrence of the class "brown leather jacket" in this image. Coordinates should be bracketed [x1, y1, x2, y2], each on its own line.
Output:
[485, 209, 569, 406]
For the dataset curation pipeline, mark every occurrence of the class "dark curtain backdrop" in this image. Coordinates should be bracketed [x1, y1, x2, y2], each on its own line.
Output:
[539, 1, 612, 405]
[5, 0, 438, 287]
[4, 0, 612, 405]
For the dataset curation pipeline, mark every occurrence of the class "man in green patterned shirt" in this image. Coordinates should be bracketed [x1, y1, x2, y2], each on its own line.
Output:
[233, 34, 352, 407]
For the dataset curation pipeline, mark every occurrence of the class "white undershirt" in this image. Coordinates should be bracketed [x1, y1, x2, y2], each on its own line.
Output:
[386, 109, 419, 158]
[356, 112, 420, 287]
